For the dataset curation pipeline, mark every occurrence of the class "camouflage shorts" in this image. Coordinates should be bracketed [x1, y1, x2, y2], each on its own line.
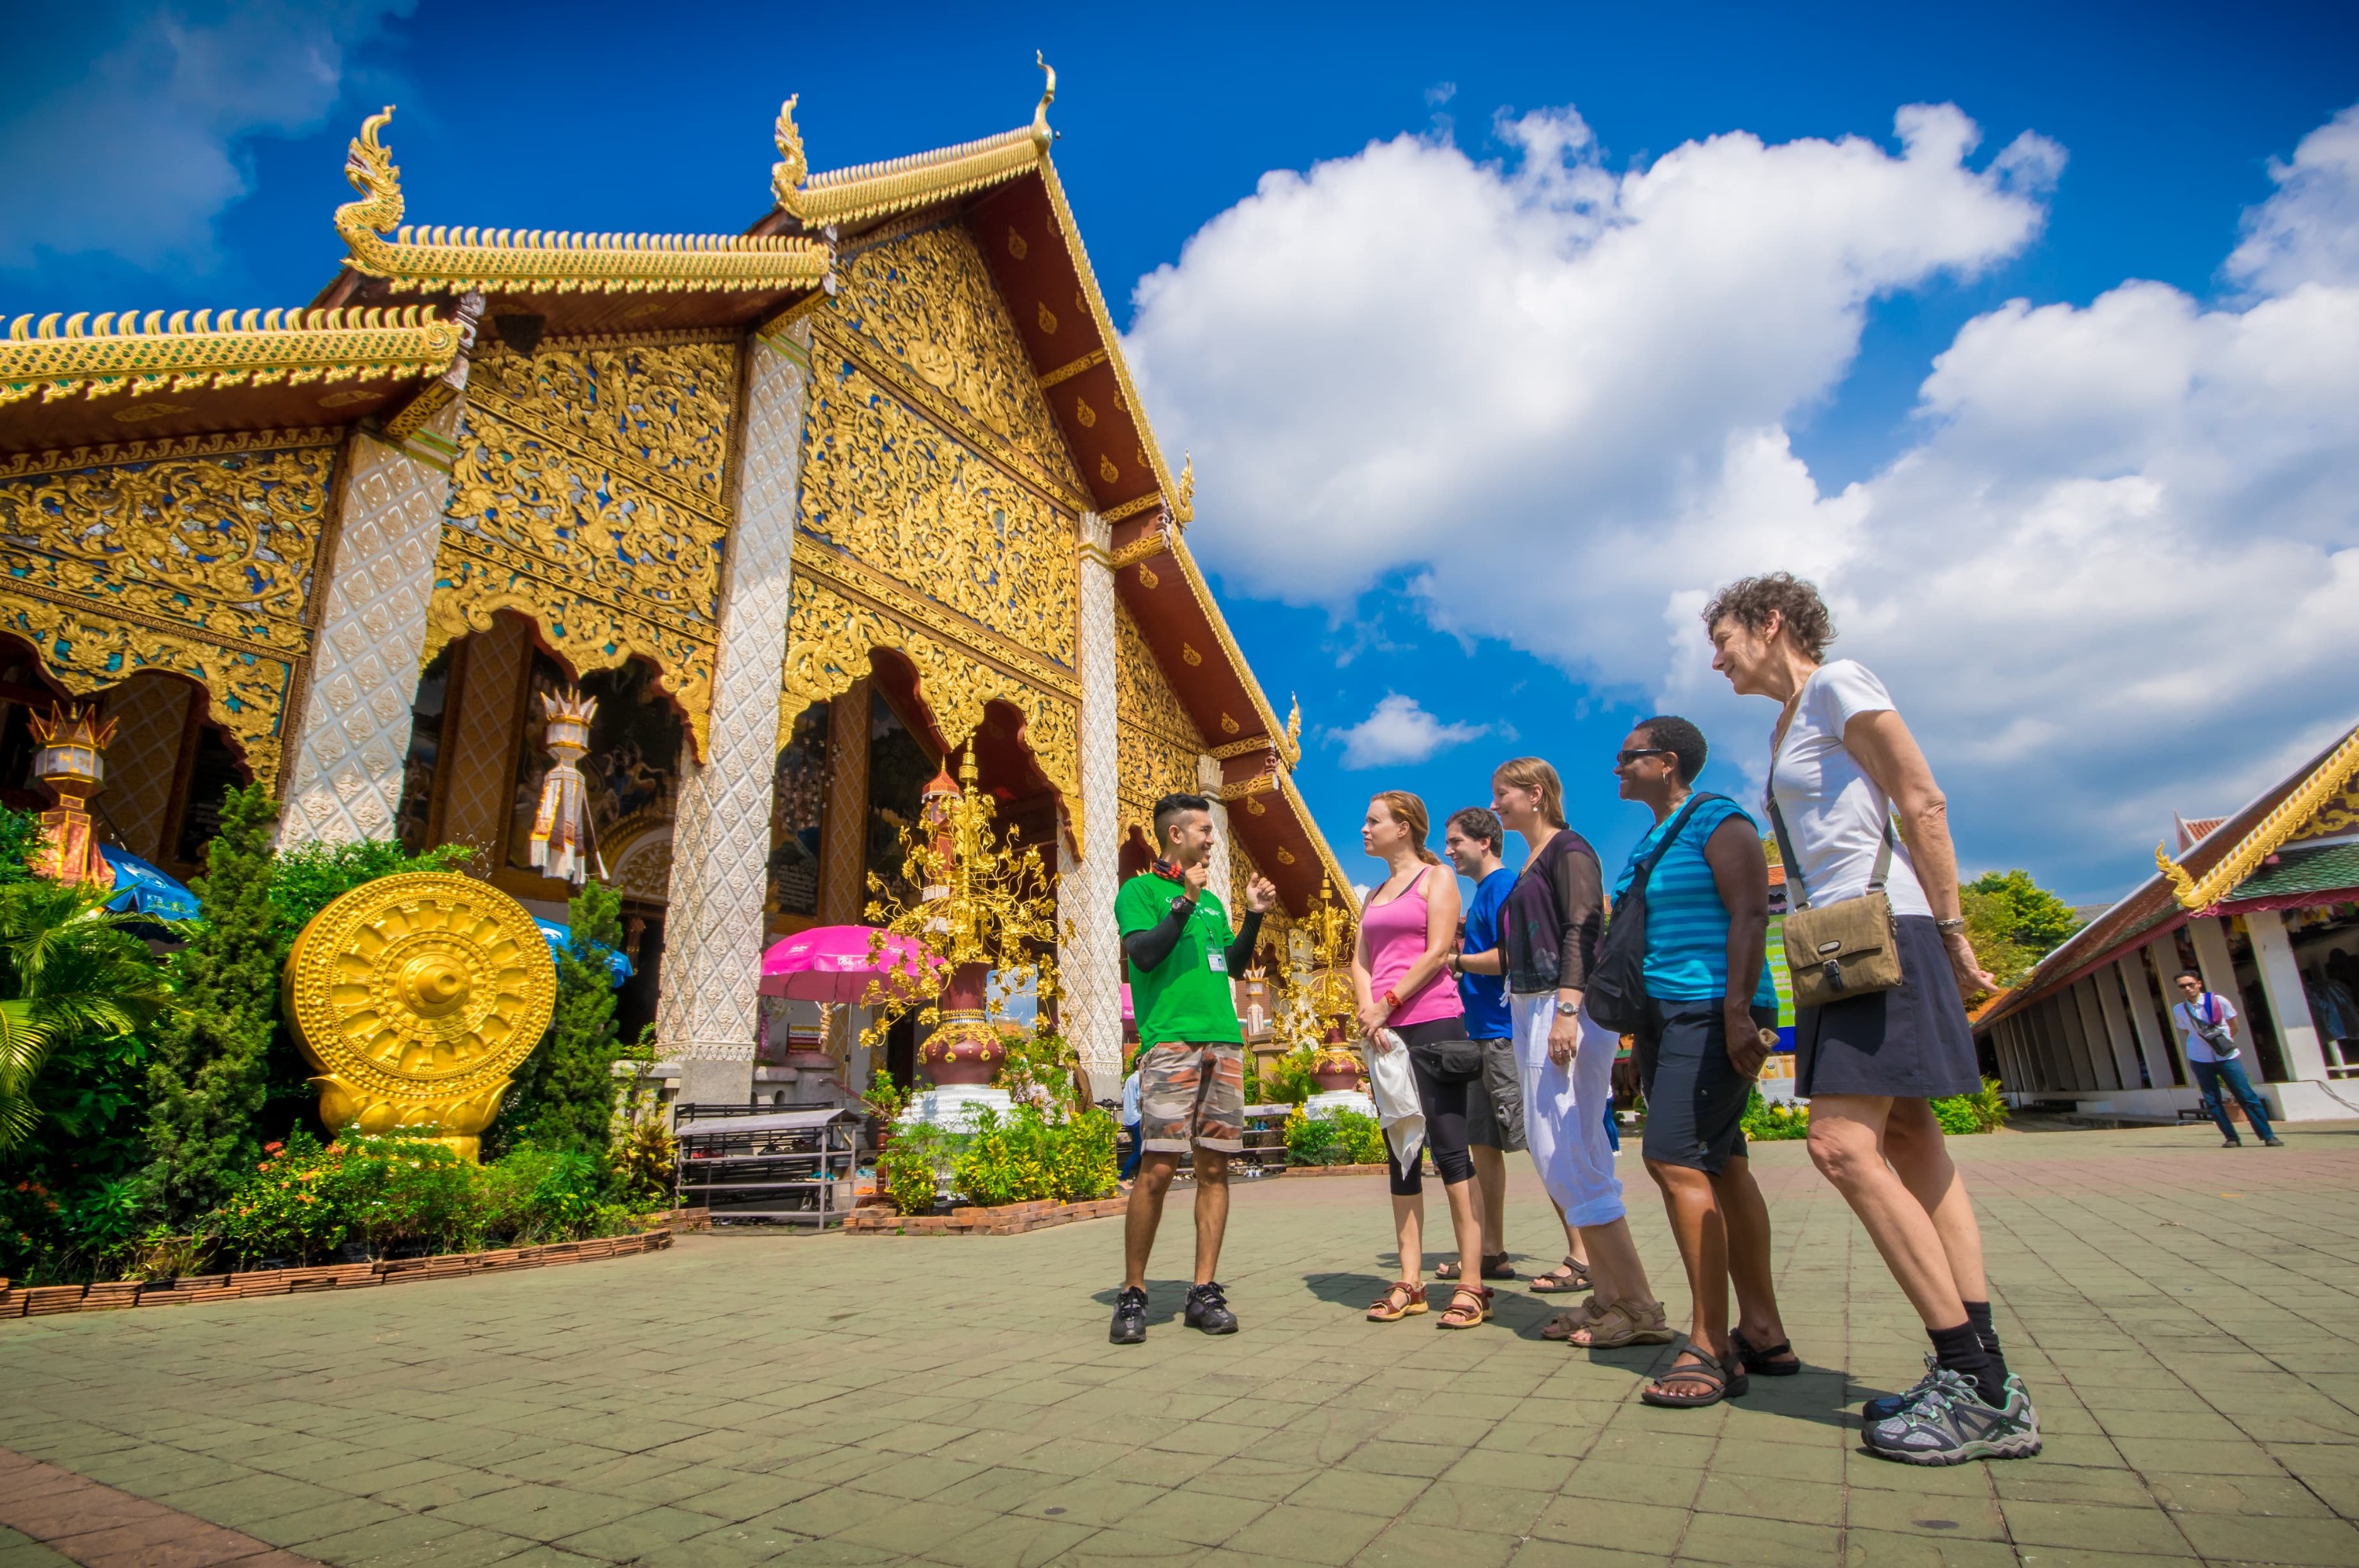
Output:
[1137, 1041, 1246, 1154]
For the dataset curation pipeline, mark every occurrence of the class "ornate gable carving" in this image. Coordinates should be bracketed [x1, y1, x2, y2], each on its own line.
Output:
[1114, 602, 1202, 838]
[434, 336, 740, 758]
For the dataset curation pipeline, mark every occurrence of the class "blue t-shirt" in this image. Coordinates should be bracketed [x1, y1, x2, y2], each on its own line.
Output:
[1457, 867, 1515, 1039]
[1613, 796, 1778, 1007]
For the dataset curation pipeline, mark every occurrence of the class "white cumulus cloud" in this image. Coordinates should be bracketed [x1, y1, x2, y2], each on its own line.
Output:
[1128, 100, 2359, 893]
[1330, 694, 1490, 769]
[0, 1, 413, 271]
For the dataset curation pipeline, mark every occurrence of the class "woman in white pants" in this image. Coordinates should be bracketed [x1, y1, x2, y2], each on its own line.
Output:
[1490, 757, 1673, 1349]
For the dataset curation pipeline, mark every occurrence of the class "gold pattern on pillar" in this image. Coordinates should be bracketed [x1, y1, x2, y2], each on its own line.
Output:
[528, 687, 597, 885]
[98, 675, 197, 863]
[29, 705, 116, 887]
[434, 336, 739, 758]
[818, 677, 872, 925]
[0, 433, 338, 790]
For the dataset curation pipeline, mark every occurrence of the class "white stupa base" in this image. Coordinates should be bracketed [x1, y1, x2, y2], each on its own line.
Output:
[896, 1083, 1014, 1133]
[1303, 1088, 1378, 1119]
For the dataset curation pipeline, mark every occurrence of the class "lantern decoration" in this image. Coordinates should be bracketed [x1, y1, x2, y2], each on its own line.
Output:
[28, 705, 117, 889]
[528, 687, 597, 885]
[860, 749, 1062, 1087]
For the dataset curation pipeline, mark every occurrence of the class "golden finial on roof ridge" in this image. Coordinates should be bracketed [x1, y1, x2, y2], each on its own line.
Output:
[1174, 450, 1194, 525]
[1283, 694, 1302, 765]
[773, 94, 810, 219]
[1033, 52, 1057, 149]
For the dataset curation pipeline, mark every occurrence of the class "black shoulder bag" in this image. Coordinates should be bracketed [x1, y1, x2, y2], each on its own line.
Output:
[1584, 793, 1717, 1036]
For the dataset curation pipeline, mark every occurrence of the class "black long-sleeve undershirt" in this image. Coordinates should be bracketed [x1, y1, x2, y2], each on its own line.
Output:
[1123, 898, 1264, 976]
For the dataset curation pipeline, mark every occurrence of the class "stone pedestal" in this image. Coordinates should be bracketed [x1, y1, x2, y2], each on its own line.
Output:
[1303, 1088, 1378, 1120]
[898, 1084, 1016, 1134]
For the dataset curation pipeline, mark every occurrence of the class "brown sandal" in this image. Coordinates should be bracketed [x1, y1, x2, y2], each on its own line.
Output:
[1641, 1347, 1740, 1407]
[1529, 1257, 1592, 1294]
[1566, 1299, 1677, 1349]
[1437, 1285, 1494, 1329]
[1539, 1299, 1604, 1341]
[1367, 1282, 1427, 1322]
[1435, 1252, 1515, 1280]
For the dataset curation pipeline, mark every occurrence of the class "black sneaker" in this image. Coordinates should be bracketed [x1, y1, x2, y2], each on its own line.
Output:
[2223, 1136, 2243, 1147]
[2264, 1136, 2285, 1147]
[1183, 1281, 1238, 1334]
[1109, 1286, 1148, 1345]
[1862, 1367, 2040, 1464]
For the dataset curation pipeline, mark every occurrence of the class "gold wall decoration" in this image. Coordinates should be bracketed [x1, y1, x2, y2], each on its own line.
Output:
[284, 871, 558, 1161]
[1038, 348, 1106, 389]
[0, 305, 457, 409]
[1181, 642, 1202, 666]
[1007, 228, 1029, 260]
[1097, 454, 1118, 484]
[1135, 562, 1158, 590]
[0, 435, 337, 788]
[1114, 603, 1202, 840]
[434, 336, 739, 758]
[1073, 396, 1096, 429]
[827, 224, 1084, 499]
[782, 572, 1080, 842]
[341, 109, 826, 295]
[798, 353, 1078, 673]
[1036, 302, 1058, 335]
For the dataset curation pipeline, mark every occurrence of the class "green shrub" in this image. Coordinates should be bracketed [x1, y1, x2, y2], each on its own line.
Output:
[952, 1102, 1118, 1209]
[494, 880, 627, 1157]
[1284, 1106, 1387, 1165]
[1930, 1078, 2010, 1136]
[1740, 1088, 1811, 1141]
[867, 1069, 950, 1216]
[1258, 1047, 1317, 1106]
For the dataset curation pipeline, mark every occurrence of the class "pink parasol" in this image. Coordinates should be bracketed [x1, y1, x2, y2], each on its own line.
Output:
[759, 925, 938, 1004]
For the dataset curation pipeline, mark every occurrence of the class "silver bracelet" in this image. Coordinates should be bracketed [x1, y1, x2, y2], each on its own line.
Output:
[1935, 917, 1967, 934]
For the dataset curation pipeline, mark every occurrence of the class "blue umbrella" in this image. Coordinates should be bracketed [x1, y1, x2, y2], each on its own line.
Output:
[97, 845, 200, 922]
[534, 917, 632, 988]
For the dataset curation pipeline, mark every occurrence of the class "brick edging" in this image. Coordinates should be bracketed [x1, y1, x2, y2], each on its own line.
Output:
[845, 1195, 1128, 1235]
[0, 1228, 677, 1322]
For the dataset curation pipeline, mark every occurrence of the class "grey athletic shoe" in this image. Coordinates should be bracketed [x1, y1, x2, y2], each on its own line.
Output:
[1861, 1355, 1945, 1425]
[1861, 1367, 2041, 1465]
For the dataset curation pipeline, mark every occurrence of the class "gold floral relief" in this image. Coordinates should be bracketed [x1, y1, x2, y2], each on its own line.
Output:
[830, 224, 1084, 496]
[799, 356, 1077, 672]
[0, 440, 335, 789]
[782, 573, 1080, 845]
[435, 337, 738, 758]
[2287, 782, 2359, 845]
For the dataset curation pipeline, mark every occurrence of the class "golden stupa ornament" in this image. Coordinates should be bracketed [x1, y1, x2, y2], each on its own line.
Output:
[283, 872, 558, 1161]
[28, 704, 117, 888]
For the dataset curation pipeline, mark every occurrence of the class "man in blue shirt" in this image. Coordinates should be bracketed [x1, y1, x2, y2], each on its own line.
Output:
[1441, 807, 1523, 1282]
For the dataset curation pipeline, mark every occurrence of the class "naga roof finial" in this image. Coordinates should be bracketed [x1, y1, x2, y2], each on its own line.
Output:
[337, 107, 405, 247]
[1032, 52, 1057, 149]
[1175, 450, 1195, 525]
[1284, 694, 1303, 764]
[2155, 843, 2200, 909]
[773, 94, 809, 219]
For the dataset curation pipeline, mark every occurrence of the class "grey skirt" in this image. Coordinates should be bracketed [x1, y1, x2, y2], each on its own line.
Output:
[1795, 915, 1982, 1100]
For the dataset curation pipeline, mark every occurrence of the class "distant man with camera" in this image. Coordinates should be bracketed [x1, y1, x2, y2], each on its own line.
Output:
[2169, 970, 2285, 1148]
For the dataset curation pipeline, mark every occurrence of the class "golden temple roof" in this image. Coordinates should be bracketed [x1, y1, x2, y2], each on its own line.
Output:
[337, 109, 830, 296]
[0, 304, 458, 414]
[2155, 723, 2359, 911]
[771, 60, 1056, 230]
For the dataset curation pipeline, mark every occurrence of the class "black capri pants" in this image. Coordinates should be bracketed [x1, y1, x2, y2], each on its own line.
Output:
[1635, 998, 1780, 1176]
[1386, 1018, 1478, 1196]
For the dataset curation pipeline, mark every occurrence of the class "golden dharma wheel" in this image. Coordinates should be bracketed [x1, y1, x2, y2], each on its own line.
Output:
[283, 872, 558, 1161]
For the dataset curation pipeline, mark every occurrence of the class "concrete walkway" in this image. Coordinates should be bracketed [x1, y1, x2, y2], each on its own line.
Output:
[3, 1122, 2357, 1566]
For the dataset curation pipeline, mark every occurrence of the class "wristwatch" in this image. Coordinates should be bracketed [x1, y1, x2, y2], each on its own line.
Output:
[1170, 893, 1198, 917]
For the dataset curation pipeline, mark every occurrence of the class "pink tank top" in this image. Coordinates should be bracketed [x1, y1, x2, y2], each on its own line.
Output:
[1364, 866, 1465, 1028]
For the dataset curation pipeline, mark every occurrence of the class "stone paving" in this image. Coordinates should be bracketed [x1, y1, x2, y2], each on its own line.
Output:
[3, 1122, 2359, 1567]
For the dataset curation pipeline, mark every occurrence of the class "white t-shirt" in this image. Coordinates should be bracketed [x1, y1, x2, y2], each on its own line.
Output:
[1121, 1071, 1140, 1122]
[2171, 992, 2241, 1063]
[1766, 660, 1934, 921]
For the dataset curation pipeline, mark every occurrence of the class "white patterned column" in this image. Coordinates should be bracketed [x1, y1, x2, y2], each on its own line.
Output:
[279, 400, 463, 847]
[1062, 511, 1123, 1093]
[1199, 754, 1234, 929]
[657, 325, 811, 1105]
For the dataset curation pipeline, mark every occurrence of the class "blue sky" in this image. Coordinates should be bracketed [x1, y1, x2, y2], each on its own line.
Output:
[6, 1, 2357, 901]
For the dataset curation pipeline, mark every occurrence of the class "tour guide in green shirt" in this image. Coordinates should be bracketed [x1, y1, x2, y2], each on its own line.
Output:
[1108, 791, 1276, 1345]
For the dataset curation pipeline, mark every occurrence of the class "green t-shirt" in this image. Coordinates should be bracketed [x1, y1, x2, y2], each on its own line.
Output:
[1117, 870, 1242, 1047]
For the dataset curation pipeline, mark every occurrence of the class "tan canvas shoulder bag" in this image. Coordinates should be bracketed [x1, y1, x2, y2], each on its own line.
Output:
[1765, 728, 1905, 1009]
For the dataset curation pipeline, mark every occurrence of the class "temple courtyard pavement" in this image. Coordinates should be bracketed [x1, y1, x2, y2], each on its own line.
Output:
[5, 1124, 2359, 1568]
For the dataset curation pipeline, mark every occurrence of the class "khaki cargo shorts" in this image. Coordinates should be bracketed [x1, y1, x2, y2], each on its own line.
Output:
[1136, 1041, 1246, 1154]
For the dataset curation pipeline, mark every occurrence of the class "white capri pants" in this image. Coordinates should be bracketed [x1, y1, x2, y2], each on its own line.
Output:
[1511, 992, 1625, 1229]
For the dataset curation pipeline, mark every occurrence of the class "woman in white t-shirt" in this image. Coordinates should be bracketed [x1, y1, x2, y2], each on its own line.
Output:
[1703, 572, 2039, 1467]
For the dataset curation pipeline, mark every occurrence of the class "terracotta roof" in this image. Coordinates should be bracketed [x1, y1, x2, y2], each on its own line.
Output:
[2175, 814, 2226, 852]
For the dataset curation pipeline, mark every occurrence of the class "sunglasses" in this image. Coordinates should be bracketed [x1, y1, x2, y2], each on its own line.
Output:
[1614, 748, 1674, 767]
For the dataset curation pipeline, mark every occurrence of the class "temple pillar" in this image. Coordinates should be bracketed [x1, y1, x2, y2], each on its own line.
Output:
[436, 614, 532, 861]
[281, 402, 466, 846]
[2115, 951, 2177, 1088]
[1199, 754, 1232, 930]
[2144, 933, 2197, 1083]
[818, 676, 874, 926]
[2090, 967, 2144, 1088]
[2186, 917, 2261, 1061]
[656, 323, 812, 1106]
[1062, 511, 1121, 1093]
[2247, 908, 2331, 1084]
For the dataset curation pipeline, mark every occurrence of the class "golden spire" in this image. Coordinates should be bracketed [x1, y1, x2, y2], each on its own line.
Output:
[1174, 450, 1194, 525]
[772, 94, 809, 214]
[1032, 52, 1057, 149]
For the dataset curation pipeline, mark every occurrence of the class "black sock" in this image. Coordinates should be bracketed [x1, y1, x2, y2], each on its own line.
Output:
[1961, 1299, 2011, 1386]
[1927, 1320, 2001, 1405]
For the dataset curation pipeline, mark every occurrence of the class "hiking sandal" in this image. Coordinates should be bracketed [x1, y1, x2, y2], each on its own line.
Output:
[1731, 1327, 1801, 1376]
[1540, 1299, 1604, 1341]
[1435, 1252, 1516, 1281]
[1367, 1282, 1427, 1322]
[1566, 1299, 1678, 1349]
[1641, 1348, 1739, 1408]
[1437, 1285, 1494, 1330]
[1529, 1257, 1592, 1294]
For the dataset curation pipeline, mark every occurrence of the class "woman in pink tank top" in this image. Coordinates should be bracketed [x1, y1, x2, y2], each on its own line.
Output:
[1352, 792, 1490, 1330]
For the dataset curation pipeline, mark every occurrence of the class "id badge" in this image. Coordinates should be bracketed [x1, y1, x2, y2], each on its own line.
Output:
[1207, 951, 1227, 974]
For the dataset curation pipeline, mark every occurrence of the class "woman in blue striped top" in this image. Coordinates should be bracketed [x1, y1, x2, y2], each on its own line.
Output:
[1611, 716, 1799, 1408]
